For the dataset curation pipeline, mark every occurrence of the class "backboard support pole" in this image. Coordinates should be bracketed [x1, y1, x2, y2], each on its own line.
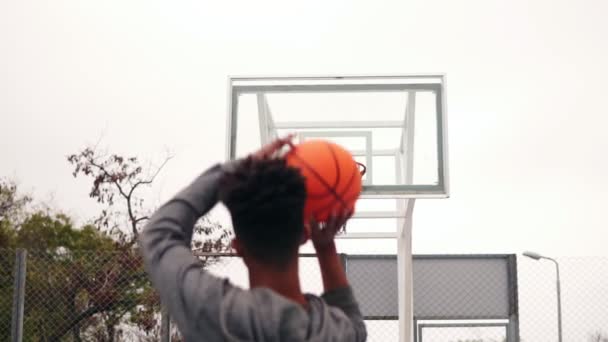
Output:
[256, 94, 270, 144]
[398, 199, 415, 342]
[398, 91, 416, 342]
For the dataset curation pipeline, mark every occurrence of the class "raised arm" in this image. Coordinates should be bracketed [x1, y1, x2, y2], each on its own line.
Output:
[138, 163, 233, 339]
[139, 137, 295, 339]
[309, 213, 367, 341]
[315, 240, 349, 292]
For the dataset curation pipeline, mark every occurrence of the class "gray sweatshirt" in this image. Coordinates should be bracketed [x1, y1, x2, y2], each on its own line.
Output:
[139, 163, 367, 342]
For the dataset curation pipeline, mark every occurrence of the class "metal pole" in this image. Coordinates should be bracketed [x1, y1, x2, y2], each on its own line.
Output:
[11, 249, 27, 342]
[160, 305, 171, 342]
[397, 93, 416, 342]
[523, 252, 562, 342]
[506, 254, 520, 342]
[548, 258, 563, 342]
[397, 200, 415, 342]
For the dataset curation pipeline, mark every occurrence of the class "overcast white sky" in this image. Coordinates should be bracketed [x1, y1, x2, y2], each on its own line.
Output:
[1, 0, 607, 258]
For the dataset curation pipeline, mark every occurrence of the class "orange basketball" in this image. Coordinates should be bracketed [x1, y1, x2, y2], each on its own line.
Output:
[285, 139, 363, 221]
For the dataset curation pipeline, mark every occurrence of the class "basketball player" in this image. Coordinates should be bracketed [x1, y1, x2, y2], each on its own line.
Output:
[139, 136, 367, 341]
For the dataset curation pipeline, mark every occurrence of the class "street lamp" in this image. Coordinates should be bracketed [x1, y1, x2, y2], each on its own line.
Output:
[523, 251, 563, 342]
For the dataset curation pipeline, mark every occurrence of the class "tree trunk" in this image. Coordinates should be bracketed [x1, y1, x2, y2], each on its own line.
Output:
[72, 324, 82, 342]
[70, 288, 83, 342]
[105, 321, 115, 342]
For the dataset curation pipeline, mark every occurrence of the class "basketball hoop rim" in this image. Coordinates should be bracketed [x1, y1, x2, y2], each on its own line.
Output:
[356, 162, 367, 176]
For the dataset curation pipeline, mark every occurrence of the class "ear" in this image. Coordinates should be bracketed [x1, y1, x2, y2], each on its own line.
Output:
[300, 223, 311, 245]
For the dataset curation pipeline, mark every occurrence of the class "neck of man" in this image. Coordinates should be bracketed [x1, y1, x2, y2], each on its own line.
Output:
[248, 257, 307, 307]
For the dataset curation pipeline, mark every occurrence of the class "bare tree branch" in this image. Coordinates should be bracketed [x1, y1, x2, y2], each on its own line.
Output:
[127, 155, 173, 199]
[125, 155, 172, 237]
[87, 159, 129, 200]
[87, 158, 140, 237]
[69, 150, 173, 239]
[134, 216, 149, 224]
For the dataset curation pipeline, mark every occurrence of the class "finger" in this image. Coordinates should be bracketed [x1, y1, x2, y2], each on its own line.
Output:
[255, 136, 289, 158]
[329, 212, 345, 236]
[275, 134, 295, 149]
[283, 133, 296, 142]
[346, 208, 354, 219]
[331, 207, 346, 222]
[263, 141, 282, 157]
[332, 217, 345, 232]
[270, 135, 297, 158]
[278, 135, 296, 152]
[332, 209, 350, 232]
[327, 210, 339, 229]
[340, 209, 353, 226]
[308, 216, 320, 232]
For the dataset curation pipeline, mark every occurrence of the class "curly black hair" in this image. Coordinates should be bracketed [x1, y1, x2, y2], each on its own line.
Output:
[219, 158, 307, 267]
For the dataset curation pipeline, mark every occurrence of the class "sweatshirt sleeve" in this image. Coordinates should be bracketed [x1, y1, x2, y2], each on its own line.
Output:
[138, 163, 234, 339]
[322, 286, 368, 342]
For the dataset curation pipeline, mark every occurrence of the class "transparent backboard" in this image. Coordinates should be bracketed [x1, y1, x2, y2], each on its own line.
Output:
[226, 75, 449, 199]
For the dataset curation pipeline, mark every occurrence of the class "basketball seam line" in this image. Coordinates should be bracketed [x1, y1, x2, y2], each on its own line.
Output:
[290, 153, 347, 209]
[297, 142, 343, 199]
[327, 141, 341, 190]
[311, 159, 359, 216]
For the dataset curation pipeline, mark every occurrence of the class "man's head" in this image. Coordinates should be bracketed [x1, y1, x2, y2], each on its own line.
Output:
[219, 158, 307, 269]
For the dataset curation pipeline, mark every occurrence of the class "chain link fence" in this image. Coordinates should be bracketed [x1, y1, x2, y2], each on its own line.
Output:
[3, 248, 608, 341]
[518, 257, 608, 342]
[1, 249, 15, 340]
[415, 322, 507, 342]
[410, 256, 608, 342]
[1, 248, 176, 342]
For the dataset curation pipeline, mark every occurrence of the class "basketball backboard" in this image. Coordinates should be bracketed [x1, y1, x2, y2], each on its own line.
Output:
[226, 75, 449, 199]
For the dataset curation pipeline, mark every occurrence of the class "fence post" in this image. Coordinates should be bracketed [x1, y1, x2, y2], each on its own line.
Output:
[160, 304, 171, 342]
[11, 249, 27, 342]
[506, 254, 521, 342]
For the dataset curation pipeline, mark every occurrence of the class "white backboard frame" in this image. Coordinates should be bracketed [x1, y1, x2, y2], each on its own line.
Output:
[226, 74, 450, 199]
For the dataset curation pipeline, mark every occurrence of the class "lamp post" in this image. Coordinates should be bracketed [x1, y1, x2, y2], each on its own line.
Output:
[523, 251, 562, 342]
